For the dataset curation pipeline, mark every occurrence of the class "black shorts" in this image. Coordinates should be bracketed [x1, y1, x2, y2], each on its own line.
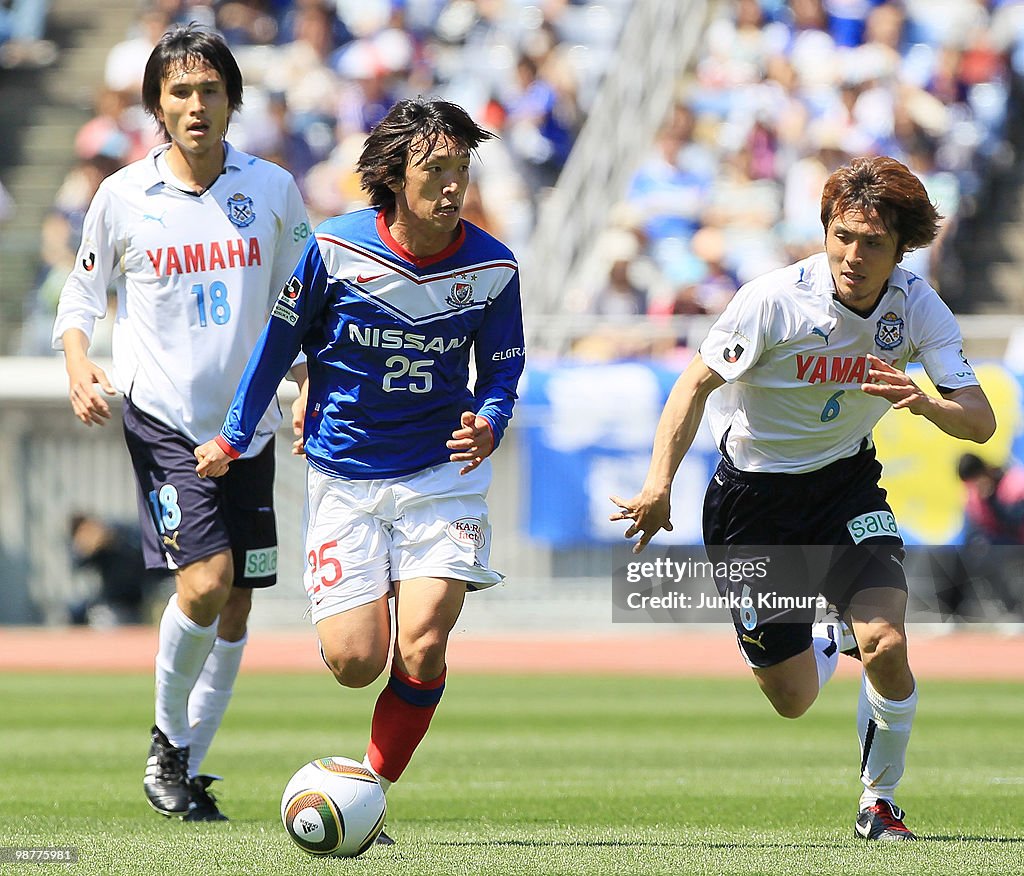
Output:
[122, 399, 278, 588]
[703, 443, 906, 668]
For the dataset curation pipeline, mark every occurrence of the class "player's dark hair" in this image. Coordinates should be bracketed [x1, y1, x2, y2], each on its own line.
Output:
[357, 98, 495, 211]
[142, 23, 244, 141]
[820, 156, 941, 254]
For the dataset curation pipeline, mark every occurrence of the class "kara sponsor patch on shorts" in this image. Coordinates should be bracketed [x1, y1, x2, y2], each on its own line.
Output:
[846, 510, 899, 544]
[244, 546, 278, 578]
[445, 516, 486, 549]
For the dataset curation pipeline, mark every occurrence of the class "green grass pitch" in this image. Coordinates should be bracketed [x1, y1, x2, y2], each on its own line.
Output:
[1, 672, 1021, 875]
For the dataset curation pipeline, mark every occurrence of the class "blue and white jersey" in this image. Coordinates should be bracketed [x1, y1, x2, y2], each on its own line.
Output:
[700, 252, 979, 474]
[220, 208, 526, 479]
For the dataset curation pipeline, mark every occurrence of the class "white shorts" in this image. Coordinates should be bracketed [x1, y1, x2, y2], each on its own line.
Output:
[302, 459, 503, 623]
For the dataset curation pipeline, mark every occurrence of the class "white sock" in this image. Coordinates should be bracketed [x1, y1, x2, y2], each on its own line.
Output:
[187, 634, 246, 776]
[811, 626, 840, 690]
[362, 755, 392, 794]
[857, 673, 917, 809]
[155, 594, 218, 748]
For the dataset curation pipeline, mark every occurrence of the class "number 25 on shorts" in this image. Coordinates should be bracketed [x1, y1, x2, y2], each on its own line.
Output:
[307, 540, 343, 599]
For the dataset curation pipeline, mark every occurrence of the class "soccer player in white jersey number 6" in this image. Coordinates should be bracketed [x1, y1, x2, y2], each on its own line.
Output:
[53, 25, 310, 822]
[612, 157, 996, 841]
[195, 98, 526, 842]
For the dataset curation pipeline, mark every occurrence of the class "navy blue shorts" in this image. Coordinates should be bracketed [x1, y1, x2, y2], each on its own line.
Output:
[122, 399, 278, 588]
[703, 443, 906, 667]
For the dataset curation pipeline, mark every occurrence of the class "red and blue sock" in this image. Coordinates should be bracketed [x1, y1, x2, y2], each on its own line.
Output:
[366, 665, 446, 785]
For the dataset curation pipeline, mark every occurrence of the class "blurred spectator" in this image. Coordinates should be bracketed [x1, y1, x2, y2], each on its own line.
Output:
[954, 452, 1024, 622]
[68, 513, 169, 627]
[0, 0, 56, 69]
[104, 6, 172, 96]
[18, 156, 120, 355]
[259, 0, 343, 163]
[959, 453, 1024, 548]
[502, 51, 580, 196]
[332, 33, 408, 138]
[899, 131, 961, 285]
[276, 0, 350, 46]
[217, 0, 279, 45]
[688, 225, 740, 313]
[592, 255, 647, 317]
[626, 107, 714, 248]
[75, 86, 160, 166]
[782, 121, 850, 256]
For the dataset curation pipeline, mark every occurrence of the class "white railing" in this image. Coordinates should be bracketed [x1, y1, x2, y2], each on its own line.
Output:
[522, 0, 709, 331]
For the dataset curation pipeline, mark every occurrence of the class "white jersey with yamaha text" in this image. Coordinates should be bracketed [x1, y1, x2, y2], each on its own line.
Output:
[52, 142, 311, 455]
[700, 252, 979, 473]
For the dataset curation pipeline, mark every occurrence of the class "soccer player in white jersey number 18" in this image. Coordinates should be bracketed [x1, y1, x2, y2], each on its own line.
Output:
[52, 25, 310, 822]
[612, 156, 996, 841]
[195, 98, 526, 843]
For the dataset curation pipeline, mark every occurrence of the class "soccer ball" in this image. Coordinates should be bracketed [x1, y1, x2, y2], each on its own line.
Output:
[280, 756, 387, 857]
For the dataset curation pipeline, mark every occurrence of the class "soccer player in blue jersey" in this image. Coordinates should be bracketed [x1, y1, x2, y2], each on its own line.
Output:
[612, 156, 995, 840]
[53, 25, 310, 821]
[196, 98, 526, 839]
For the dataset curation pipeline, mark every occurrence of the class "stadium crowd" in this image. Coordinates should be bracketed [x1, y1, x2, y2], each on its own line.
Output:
[14, 0, 1024, 354]
[581, 0, 1024, 354]
[18, 0, 619, 353]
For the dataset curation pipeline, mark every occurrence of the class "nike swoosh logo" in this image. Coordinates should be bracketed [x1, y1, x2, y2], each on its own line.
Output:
[855, 821, 872, 838]
[356, 272, 386, 283]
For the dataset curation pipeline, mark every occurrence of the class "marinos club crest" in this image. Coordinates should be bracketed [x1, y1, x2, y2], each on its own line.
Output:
[226, 192, 256, 228]
[874, 311, 904, 350]
[446, 282, 474, 308]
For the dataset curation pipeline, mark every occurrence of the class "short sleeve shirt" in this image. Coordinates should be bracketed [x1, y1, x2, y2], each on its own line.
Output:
[699, 252, 978, 473]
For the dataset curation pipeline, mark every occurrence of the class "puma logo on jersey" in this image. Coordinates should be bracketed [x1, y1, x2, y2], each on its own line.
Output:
[162, 530, 181, 551]
[142, 212, 167, 226]
[811, 326, 835, 345]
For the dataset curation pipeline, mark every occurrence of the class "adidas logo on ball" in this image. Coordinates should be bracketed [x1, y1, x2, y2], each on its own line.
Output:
[281, 757, 387, 858]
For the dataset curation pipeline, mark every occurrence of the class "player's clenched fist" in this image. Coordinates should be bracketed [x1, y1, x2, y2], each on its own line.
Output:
[194, 440, 232, 478]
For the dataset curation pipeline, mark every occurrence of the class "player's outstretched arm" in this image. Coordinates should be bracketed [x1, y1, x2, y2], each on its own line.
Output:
[447, 411, 495, 475]
[861, 354, 996, 442]
[610, 354, 725, 553]
[61, 328, 116, 426]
